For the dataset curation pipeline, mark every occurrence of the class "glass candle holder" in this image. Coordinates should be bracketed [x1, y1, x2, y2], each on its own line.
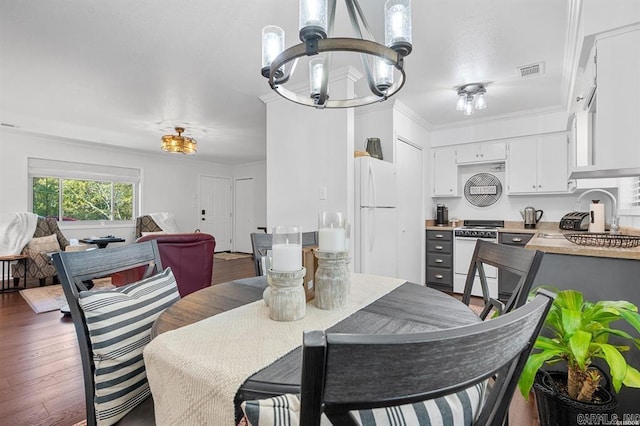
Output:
[271, 226, 302, 271]
[318, 212, 347, 252]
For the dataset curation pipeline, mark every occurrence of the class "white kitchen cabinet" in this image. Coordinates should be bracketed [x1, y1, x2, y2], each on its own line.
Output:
[432, 146, 458, 197]
[456, 141, 506, 164]
[595, 27, 640, 171]
[507, 133, 570, 194]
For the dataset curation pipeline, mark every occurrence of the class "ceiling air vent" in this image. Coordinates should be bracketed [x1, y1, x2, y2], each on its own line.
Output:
[517, 62, 545, 78]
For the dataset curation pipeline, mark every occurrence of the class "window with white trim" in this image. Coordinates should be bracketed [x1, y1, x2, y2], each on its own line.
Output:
[28, 158, 140, 223]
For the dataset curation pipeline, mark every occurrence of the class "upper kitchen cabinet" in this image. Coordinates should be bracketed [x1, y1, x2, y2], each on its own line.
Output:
[432, 146, 458, 197]
[456, 141, 506, 164]
[507, 133, 570, 195]
[595, 26, 640, 172]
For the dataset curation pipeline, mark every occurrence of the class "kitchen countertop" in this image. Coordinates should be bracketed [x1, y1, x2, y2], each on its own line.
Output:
[424, 220, 560, 233]
[526, 229, 640, 260]
[425, 219, 640, 260]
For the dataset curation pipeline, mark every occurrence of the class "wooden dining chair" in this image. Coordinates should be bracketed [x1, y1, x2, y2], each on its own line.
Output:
[241, 290, 555, 426]
[462, 239, 544, 320]
[250, 232, 272, 276]
[52, 241, 181, 426]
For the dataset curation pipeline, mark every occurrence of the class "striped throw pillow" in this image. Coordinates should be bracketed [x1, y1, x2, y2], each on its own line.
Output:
[79, 267, 180, 425]
[240, 382, 486, 426]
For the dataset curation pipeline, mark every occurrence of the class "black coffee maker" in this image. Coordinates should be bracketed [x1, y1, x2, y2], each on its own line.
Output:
[436, 204, 449, 226]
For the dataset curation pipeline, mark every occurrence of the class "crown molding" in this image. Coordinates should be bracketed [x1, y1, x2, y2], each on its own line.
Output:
[561, 0, 584, 112]
[392, 100, 432, 131]
[431, 105, 568, 131]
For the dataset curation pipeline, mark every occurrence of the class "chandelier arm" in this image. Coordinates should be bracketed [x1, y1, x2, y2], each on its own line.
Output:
[317, 52, 331, 106]
[346, 0, 375, 41]
[271, 58, 299, 87]
[344, 0, 363, 39]
[327, 0, 337, 36]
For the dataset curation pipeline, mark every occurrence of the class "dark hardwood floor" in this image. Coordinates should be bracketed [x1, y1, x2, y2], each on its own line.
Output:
[0, 255, 256, 426]
[0, 255, 536, 425]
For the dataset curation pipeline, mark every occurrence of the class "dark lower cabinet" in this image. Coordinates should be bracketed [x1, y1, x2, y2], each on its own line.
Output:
[497, 232, 534, 301]
[425, 229, 453, 292]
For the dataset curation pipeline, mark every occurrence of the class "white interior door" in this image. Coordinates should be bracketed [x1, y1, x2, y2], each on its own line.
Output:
[199, 176, 232, 252]
[396, 139, 423, 283]
[234, 178, 254, 253]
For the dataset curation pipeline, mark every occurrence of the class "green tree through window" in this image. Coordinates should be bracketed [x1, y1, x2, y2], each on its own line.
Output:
[32, 177, 133, 221]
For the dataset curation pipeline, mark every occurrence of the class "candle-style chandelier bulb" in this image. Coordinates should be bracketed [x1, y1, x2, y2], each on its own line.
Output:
[384, 0, 412, 56]
[299, 0, 328, 41]
[261, 26, 285, 78]
[309, 57, 326, 102]
[374, 58, 394, 92]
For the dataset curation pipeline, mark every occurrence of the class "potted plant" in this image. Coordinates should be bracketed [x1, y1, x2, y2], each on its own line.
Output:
[518, 289, 640, 425]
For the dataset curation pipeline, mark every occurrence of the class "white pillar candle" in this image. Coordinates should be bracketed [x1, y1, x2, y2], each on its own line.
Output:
[318, 228, 347, 252]
[271, 243, 302, 271]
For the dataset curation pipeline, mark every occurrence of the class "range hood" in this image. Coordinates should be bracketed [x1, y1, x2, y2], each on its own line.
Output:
[569, 167, 640, 179]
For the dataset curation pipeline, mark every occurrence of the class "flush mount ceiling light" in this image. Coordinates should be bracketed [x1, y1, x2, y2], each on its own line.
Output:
[261, 0, 412, 109]
[161, 127, 197, 154]
[455, 83, 487, 116]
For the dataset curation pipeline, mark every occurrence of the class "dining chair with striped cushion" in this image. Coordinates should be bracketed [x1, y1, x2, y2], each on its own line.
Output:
[52, 241, 180, 426]
[241, 289, 555, 426]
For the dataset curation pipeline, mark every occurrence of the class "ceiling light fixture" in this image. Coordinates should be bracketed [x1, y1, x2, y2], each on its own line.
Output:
[261, 0, 412, 109]
[456, 83, 487, 116]
[161, 127, 197, 154]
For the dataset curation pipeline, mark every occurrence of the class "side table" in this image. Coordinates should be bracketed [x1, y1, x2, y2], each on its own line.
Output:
[0, 255, 29, 292]
[80, 236, 126, 249]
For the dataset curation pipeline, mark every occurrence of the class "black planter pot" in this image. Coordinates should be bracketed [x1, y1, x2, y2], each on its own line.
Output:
[533, 369, 618, 426]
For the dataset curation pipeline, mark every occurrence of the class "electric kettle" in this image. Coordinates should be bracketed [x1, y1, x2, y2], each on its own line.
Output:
[520, 206, 544, 229]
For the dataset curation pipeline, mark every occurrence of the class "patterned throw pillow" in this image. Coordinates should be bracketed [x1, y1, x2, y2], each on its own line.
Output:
[25, 234, 60, 254]
[79, 268, 180, 425]
[240, 383, 486, 426]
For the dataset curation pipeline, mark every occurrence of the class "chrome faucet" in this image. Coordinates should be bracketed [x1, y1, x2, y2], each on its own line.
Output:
[575, 189, 619, 234]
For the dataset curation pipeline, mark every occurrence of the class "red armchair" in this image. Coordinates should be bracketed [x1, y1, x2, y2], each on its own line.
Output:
[137, 233, 216, 297]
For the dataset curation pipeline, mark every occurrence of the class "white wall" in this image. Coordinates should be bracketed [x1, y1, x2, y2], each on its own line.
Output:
[0, 128, 269, 244]
[264, 72, 355, 234]
[232, 161, 267, 231]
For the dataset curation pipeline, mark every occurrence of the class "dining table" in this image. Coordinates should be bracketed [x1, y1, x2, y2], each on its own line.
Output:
[143, 273, 481, 426]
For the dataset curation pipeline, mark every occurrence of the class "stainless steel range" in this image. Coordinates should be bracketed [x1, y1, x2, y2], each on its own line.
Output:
[453, 220, 504, 298]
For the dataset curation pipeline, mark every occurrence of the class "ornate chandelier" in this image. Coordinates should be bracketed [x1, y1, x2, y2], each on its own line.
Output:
[261, 0, 412, 109]
[161, 127, 197, 154]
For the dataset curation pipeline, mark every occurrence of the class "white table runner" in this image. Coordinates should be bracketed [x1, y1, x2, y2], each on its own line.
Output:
[143, 273, 405, 426]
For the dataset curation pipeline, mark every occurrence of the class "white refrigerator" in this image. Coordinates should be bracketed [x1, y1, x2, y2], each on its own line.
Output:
[354, 157, 397, 277]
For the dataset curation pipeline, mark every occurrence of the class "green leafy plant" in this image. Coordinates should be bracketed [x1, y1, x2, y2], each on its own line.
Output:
[518, 289, 640, 402]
